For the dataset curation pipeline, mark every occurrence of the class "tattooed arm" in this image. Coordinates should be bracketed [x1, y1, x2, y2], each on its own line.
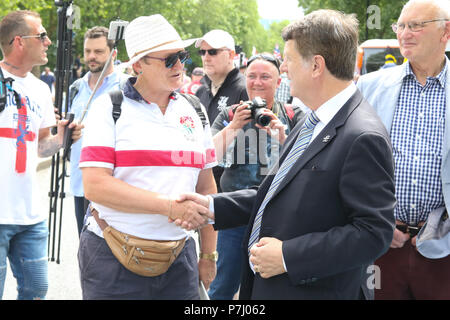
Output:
[38, 120, 84, 158]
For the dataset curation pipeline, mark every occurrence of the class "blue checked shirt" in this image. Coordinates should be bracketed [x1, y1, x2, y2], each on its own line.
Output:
[390, 61, 447, 225]
[275, 73, 291, 103]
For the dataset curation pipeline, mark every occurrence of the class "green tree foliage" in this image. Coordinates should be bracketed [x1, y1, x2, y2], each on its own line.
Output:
[1, 0, 288, 71]
[297, 0, 406, 42]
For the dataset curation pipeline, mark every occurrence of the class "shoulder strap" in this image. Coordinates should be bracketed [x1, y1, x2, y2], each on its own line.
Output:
[106, 91, 208, 126]
[68, 78, 83, 108]
[179, 93, 207, 128]
[0, 67, 6, 112]
[228, 106, 235, 122]
[108, 90, 123, 124]
[284, 104, 295, 121]
[276, 101, 296, 130]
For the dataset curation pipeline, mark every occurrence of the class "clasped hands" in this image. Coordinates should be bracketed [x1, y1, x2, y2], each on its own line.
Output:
[168, 193, 286, 279]
[167, 193, 212, 230]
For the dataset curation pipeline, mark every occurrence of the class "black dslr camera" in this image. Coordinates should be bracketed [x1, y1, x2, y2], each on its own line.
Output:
[233, 97, 272, 127]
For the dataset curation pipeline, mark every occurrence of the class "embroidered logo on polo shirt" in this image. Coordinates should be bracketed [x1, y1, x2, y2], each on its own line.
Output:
[180, 115, 196, 141]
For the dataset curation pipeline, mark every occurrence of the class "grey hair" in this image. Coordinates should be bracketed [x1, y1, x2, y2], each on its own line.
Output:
[403, 0, 450, 28]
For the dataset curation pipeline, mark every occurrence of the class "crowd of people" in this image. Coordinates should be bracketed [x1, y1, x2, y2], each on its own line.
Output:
[0, 0, 448, 300]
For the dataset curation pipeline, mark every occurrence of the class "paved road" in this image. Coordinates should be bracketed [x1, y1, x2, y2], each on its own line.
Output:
[4, 158, 82, 300]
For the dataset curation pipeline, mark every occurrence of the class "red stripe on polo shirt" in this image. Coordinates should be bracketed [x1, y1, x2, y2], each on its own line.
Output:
[80, 146, 116, 164]
[206, 148, 216, 164]
[115, 150, 206, 168]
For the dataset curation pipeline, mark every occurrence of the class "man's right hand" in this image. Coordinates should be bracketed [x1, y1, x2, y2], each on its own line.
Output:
[168, 196, 213, 230]
[390, 227, 410, 248]
[168, 193, 213, 230]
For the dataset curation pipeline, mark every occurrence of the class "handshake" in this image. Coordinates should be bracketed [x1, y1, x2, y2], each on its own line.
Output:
[167, 193, 214, 230]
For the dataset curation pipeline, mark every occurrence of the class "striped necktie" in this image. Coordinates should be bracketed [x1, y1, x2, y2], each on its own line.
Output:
[248, 111, 320, 254]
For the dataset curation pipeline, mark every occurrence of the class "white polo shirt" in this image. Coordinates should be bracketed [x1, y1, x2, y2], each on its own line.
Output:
[80, 80, 217, 240]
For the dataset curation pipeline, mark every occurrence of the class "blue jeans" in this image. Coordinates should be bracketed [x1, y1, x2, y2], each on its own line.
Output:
[0, 221, 49, 300]
[208, 225, 246, 300]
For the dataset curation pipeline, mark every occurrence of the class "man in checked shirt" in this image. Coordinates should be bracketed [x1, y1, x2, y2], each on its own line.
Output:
[358, 0, 450, 299]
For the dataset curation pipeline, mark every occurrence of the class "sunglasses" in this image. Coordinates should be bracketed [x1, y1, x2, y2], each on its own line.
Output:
[197, 48, 229, 56]
[143, 50, 190, 69]
[9, 32, 48, 45]
[247, 54, 280, 72]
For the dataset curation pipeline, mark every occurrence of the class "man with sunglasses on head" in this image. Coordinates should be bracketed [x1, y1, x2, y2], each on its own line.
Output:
[0, 10, 83, 300]
[207, 53, 304, 300]
[79, 14, 217, 300]
[358, 0, 450, 299]
[195, 30, 248, 194]
[68, 26, 129, 237]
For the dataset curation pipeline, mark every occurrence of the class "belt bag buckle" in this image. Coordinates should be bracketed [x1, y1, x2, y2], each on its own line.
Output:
[103, 226, 186, 277]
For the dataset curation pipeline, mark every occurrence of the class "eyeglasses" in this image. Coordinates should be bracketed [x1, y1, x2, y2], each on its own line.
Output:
[197, 48, 229, 56]
[247, 54, 280, 72]
[142, 51, 190, 69]
[391, 19, 449, 33]
[9, 32, 48, 45]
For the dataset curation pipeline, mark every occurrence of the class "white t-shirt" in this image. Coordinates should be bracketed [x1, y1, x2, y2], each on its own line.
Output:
[0, 68, 56, 225]
[80, 90, 217, 240]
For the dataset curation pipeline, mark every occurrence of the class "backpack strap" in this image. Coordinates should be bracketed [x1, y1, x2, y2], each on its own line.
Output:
[0, 67, 7, 112]
[106, 91, 208, 126]
[284, 104, 295, 121]
[228, 105, 237, 122]
[179, 93, 208, 128]
[68, 78, 83, 110]
[108, 90, 123, 124]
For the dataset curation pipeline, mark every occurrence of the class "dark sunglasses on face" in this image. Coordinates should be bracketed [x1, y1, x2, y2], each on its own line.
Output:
[143, 50, 190, 69]
[197, 48, 228, 56]
[247, 54, 280, 72]
[9, 32, 48, 45]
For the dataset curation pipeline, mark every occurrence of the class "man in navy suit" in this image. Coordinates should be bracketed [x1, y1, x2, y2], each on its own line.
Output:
[176, 9, 396, 300]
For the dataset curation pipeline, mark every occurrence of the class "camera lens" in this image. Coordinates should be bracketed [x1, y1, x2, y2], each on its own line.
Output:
[255, 112, 271, 126]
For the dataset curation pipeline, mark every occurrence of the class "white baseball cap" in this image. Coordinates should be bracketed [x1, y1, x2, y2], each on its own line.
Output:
[195, 29, 235, 51]
[121, 14, 196, 67]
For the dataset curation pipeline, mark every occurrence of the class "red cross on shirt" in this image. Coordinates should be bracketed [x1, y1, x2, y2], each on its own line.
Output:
[0, 97, 36, 173]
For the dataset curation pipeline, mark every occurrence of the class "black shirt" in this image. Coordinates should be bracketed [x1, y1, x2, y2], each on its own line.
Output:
[196, 68, 248, 192]
[196, 68, 248, 125]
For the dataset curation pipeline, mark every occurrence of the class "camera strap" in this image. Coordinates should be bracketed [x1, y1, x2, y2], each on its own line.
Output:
[0, 66, 22, 112]
[0, 67, 8, 112]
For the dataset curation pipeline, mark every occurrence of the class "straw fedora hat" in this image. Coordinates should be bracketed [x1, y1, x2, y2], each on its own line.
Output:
[121, 14, 196, 68]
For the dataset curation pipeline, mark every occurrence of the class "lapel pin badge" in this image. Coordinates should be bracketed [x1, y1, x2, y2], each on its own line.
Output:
[322, 135, 331, 143]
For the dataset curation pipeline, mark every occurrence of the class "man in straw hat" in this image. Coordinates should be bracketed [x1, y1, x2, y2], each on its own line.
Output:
[78, 14, 217, 300]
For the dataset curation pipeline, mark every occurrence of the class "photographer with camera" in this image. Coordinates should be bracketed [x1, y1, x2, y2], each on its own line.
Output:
[207, 53, 304, 300]
[0, 10, 83, 300]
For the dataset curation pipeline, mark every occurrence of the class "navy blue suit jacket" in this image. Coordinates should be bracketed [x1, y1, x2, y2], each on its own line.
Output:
[212, 89, 396, 300]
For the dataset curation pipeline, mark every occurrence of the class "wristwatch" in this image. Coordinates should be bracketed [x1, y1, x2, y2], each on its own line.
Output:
[199, 251, 218, 262]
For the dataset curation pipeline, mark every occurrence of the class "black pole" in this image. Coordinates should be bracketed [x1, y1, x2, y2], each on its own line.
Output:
[48, 0, 74, 264]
